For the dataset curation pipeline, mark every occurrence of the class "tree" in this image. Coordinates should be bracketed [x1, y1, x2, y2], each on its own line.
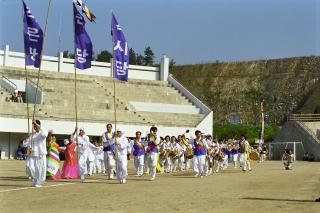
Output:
[129, 48, 137, 65]
[169, 58, 176, 68]
[143, 46, 155, 66]
[96, 50, 112, 62]
[63, 50, 69, 58]
[136, 53, 144, 65]
[68, 53, 75, 59]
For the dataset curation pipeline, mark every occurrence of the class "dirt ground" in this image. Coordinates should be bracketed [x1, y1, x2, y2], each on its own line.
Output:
[0, 160, 319, 213]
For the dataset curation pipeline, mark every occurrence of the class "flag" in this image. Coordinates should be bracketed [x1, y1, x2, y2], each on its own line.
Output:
[259, 100, 265, 144]
[23, 0, 43, 68]
[73, 3, 93, 70]
[74, 0, 96, 22]
[111, 13, 129, 82]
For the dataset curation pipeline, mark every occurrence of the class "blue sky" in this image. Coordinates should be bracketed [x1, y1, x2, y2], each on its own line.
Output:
[0, 0, 319, 64]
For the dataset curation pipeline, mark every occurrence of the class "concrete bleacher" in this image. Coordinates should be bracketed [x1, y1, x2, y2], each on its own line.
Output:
[303, 122, 320, 137]
[0, 66, 205, 127]
[273, 121, 320, 161]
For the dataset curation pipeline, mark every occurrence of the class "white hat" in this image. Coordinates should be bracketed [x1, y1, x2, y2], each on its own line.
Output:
[116, 127, 124, 132]
[79, 127, 84, 131]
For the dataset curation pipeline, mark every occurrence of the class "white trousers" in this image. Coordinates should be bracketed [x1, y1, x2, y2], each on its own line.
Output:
[116, 154, 128, 181]
[78, 153, 88, 180]
[104, 151, 116, 179]
[221, 155, 229, 169]
[239, 153, 248, 171]
[193, 155, 206, 176]
[232, 154, 238, 167]
[87, 160, 94, 175]
[164, 157, 172, 173]
[171, 157, 179, 172]
[147, 152, 158, 178]
[134, 155, 145, 175]
[95, 159, 105, 173]
[28, 155, 46, 186]
[178, 155, 184, 171]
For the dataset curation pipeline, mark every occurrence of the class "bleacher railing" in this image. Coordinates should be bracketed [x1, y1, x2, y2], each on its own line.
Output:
[0, 75, 17, 92]
[288, 114, 320, 122]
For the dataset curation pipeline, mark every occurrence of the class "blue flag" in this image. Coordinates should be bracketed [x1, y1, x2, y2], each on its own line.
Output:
[23, 0, 43, 68]
[73, 3, 93, 70]
[111, 13, 129, 81]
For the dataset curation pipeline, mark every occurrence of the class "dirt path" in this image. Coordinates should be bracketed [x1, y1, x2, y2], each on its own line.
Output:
[0, 160, 319, 213]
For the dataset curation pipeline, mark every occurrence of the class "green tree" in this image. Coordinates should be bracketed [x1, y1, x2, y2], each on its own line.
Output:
[169, 58, 176, 68]
[136, 53, 144, 65]
[129, 48, 137, 65]
[143, 46, 155, 66]
[314, 105, 320, 114]
[63, 50, 69, 58]
[68, 53, 75, 59]
[96, 50, 112, 62]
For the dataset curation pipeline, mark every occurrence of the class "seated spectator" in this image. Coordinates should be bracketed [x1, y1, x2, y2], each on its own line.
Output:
[10, 90, 19, 103]
[303, 152, 309, 161]
[17, 141, 27, 160]
[18, 91, 24, 103]
[308, 153, 315, 162]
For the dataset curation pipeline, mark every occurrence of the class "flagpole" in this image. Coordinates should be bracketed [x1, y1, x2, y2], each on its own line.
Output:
[30, 0, 52, 150]
[72, 2, 80, 180]
[111, 12, 118, 162]
[260, 99, 265, 145]
[58, 12, 62, 57]
[22, 2, 30, 140]
[111, 12, 117, 133]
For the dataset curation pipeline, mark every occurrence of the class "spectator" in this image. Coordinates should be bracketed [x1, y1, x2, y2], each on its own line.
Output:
[303, 152, 309, 161]
[308, 153, 315, 162]
[16, 140, 27, 160]
[18, 91, 24, 103]
[10, 90, 23, 103]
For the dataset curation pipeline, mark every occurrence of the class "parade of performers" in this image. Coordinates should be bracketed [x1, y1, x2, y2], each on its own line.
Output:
[23, 120, 276, 187]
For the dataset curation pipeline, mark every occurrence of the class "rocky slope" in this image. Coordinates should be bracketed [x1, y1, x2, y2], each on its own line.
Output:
[170, 56, 320, 124]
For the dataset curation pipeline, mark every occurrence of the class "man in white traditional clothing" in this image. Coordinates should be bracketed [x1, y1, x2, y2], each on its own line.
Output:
[238, 135, 250, 172]
[72, 127, 100, 182]
[145, 126, 160, 181]
[102, 123, 116, 179]
[23, 119, 48, 187]
[114, 128, 130, 184]
[191, 130, 208, 178]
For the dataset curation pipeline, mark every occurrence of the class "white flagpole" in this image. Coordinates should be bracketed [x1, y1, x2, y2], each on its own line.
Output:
[72, 2, 80, 181]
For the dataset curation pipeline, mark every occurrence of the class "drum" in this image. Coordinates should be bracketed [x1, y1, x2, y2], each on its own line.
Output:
[185, 148, 194, 159]
[249, 151, 259, 160]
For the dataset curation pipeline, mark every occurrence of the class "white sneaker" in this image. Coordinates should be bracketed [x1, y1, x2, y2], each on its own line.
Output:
[122, 179, 126, 184]
[200, 176, 204, 179]
[150, 177, 155, 181]
[34, 184, 42, 187]
[194, 173, 199, 177]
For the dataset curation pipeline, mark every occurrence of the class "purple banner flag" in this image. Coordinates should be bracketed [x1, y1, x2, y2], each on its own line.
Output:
[23, 0, 43, 68]
[111, 13, 129, 81]
[73, 3, 93, 70]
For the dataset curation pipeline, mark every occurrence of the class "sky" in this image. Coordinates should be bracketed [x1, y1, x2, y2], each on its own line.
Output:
[0, 0, 319, 65]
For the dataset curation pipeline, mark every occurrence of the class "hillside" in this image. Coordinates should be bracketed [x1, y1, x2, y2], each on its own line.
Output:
[170, 56, 320, 124]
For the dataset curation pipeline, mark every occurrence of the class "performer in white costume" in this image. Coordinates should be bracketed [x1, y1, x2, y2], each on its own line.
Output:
[145, 126, 160, 181]
[191, 130, 208, 178]
[238, 135, 250, 172]
[23, 119, 48, 187]
[131, 131, 145, 176]
[114, 128, 130, 184]
[101, 123, 116, 179]
[72, 127, 100, 182]
[94, 142, 105, 173]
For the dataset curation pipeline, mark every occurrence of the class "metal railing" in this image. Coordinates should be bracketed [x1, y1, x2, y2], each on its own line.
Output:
[288, 114, 320, 122]
[0, 75, 17, 92]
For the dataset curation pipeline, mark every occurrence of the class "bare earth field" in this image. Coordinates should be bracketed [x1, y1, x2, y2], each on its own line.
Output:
[0, 160, 319, 213]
